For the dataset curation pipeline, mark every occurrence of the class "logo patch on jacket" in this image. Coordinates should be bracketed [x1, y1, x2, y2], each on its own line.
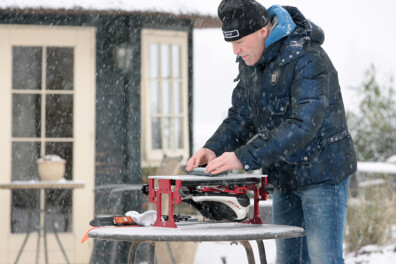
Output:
[270, 71, 279, 86]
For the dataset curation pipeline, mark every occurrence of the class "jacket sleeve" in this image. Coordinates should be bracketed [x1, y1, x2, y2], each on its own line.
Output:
[203, 81, 255, 156]
[235, 52, 329, 171]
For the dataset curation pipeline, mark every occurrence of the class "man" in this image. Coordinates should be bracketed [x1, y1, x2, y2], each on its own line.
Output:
[186, 0, 357, 263]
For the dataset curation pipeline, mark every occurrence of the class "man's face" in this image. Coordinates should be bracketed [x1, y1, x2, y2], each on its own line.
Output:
[231, 28, 267, 66]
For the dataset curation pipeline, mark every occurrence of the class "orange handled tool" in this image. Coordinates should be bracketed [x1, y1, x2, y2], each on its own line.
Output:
[89, 216, 135, 227]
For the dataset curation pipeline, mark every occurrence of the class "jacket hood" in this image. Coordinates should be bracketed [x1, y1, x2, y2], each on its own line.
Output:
[265, 5, 296, 48]
[283, 6, 325, 45]
[252, 5, 325, 66]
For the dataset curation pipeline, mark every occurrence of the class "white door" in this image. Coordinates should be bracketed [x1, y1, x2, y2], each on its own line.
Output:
[0, 25, 96, 264]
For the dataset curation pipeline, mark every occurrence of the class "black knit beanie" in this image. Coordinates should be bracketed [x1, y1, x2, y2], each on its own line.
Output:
[218, 0, 270, 41]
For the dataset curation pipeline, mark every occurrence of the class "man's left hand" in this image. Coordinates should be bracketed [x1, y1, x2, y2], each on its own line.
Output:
[205, 152, 243, 175]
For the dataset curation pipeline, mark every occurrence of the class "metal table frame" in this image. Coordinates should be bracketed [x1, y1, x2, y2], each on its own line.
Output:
[0, 180, 84, 264]
[127, 240, 265, 264]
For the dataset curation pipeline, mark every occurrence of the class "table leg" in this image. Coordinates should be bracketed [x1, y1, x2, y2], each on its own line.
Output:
[36, 225, 40, 264]
[109, 241, 120, 264]
[127, 242, 141, 264]
[127, 242, 156, 264]
[148, 242, 155, 264]
[240, 241, 255, 264]
[256, 240, 267, 264]
[53, 223, 70, 264]
[166, 242, 176, 264]
[14, 231, 31, 264]
[14, 208, 35, 264]
[41, 189, 50, 264]
[44, 223, 48, 264]
[37, 189, 45, 264]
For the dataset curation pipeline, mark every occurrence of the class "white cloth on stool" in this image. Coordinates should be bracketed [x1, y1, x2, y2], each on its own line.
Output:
[125, 210, 157, 227]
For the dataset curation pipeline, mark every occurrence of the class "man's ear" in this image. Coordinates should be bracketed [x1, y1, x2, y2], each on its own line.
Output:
[261, 27, 270, 39]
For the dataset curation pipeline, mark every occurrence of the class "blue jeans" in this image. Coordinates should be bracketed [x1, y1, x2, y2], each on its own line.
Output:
[272, 177, 350, 264]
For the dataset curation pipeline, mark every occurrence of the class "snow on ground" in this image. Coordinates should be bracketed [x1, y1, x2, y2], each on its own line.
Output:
[193, 240, 396, 264]
[194, 240, 276, 264]
[194, 225, 396, 264]
[345, 244, 396, 264]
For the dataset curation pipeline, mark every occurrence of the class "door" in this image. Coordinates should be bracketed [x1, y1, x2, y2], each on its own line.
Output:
[0, 25, 96, 264]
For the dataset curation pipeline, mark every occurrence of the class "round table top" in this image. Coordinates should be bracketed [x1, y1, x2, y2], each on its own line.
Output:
[88, 222, 305, 242]
[0, 180, 85, 189]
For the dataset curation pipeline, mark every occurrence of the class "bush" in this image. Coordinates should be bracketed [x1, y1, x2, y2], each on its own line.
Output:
[345, 182, 395, 252]
[347, 65, 396, 162]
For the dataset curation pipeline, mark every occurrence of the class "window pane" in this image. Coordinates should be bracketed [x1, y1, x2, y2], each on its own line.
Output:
[11, 142, 41, 233]
[150, 81, 160, 114]
[12, 142, 41, 181]
[11, 190, 40, 233]
[161, 44, 170, 78]
[175, 118, 184, 149]
[149, 44, 159, 78]
[46, 94, 73, 138]
[151, 118, 162, 150]
[173, 81, 182, 114]
[164, 118, 172, 150]
[44, 189, 72, 232]
[46, 47, 74, 90]
[12, 94, 41, 138]
[12, 46, 42, 90]
[162, 81, 171, 115]
[172, 45, 181, 78]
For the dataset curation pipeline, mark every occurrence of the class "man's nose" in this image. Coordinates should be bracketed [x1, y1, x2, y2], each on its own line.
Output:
[232, 43, 241, 55]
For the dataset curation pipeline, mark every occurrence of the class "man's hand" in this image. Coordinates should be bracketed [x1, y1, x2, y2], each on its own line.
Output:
[185, 148, 216, 171]
[205, 152, 242, 175]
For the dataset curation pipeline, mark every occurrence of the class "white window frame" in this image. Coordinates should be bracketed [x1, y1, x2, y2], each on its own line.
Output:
[141, 29, 189, 167]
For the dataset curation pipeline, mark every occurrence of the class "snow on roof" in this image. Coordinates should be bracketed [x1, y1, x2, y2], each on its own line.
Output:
[0, 0, 219, 17]
[357, 161, 396, 174]
[0, 0, 221, 27]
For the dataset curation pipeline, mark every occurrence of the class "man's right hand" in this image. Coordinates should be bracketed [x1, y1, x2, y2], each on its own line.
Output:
[185, 148, 216, 171]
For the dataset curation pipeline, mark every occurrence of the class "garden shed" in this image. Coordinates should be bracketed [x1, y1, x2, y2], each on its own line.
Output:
[0, 1, 219, 263]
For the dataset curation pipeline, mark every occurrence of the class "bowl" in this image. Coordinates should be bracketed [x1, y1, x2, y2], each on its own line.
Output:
[37, 155, 66, 181]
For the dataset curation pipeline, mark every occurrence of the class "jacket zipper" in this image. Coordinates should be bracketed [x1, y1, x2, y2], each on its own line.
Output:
[253, 67, 264, 131]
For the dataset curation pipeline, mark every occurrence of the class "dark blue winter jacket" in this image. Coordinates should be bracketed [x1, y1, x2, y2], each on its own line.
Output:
[203, 6, 357, 193]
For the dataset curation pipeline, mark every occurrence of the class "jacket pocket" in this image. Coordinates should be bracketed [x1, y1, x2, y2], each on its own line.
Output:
[268, 96, 289, 116]
[283, 138, 323, 165]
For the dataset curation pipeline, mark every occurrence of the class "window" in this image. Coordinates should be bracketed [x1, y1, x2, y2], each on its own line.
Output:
[141, 29, 189, 167]
[11, 46, 75, 233]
